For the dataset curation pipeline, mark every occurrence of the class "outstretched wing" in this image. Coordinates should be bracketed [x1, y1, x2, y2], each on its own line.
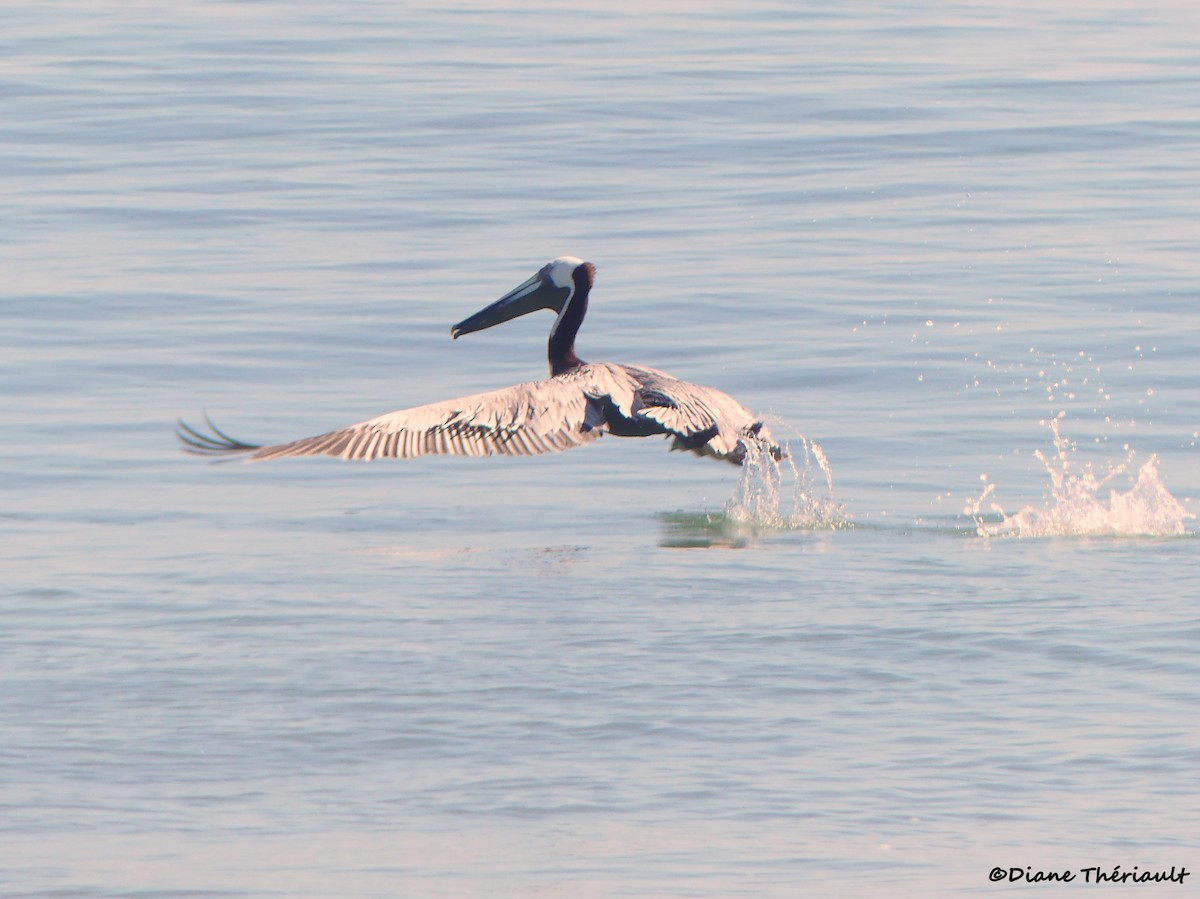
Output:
[177, 377, 604, 462]
[616, 365, 783, 463]
[177, 363, 781, 466]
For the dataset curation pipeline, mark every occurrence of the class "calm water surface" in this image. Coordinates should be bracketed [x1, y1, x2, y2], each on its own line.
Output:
[3, 1, 1198, 896]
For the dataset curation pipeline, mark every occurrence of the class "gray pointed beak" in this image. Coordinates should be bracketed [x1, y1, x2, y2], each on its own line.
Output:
[451, 268, 569, 339]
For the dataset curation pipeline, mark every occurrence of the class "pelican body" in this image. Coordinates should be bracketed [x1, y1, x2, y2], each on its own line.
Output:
[178, 257, 782, 465]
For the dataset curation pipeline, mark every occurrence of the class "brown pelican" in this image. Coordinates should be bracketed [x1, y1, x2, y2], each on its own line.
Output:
[177, 256, 783, 465]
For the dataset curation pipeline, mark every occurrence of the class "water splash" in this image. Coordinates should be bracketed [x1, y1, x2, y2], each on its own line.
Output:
[659, 433, 846, 548]
[967, 418, 1194, 538]
[725, 432, 847, 530]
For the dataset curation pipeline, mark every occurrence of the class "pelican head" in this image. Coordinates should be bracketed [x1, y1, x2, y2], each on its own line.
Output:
[451, 256, 593, 339]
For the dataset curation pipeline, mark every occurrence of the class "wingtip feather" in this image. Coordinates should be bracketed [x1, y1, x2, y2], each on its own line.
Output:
[175, 415, 263, 457]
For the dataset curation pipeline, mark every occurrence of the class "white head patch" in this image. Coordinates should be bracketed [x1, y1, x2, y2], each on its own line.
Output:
[545, 256, 584, 288]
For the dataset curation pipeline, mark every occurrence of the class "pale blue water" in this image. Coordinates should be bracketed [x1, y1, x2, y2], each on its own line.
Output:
[3, 1, 1199, 896]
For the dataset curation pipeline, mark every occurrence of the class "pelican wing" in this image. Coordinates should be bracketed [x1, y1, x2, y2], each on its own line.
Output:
[181, 376, 605, 462]
[177, 363, 780, 465]
[600, 364, 781, 462]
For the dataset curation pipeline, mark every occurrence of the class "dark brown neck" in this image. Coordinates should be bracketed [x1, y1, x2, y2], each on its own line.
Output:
[548, 263, 593, 375]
